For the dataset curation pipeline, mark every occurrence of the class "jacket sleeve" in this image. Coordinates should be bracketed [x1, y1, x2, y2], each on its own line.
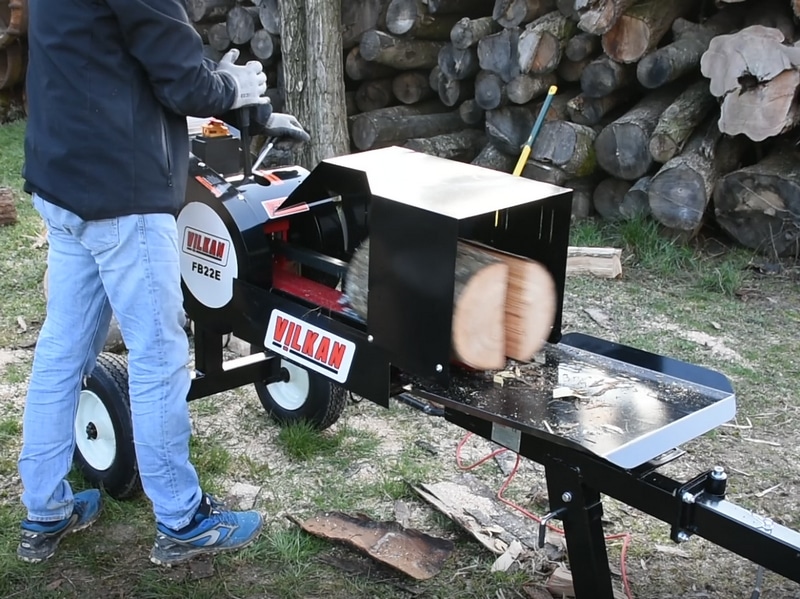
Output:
[104, 0, 237, 117]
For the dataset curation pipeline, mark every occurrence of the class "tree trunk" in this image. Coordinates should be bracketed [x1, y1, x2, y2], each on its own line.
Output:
[594, 85, 680, 180]
[258, 0, 281, 35]
[344, 238, 511, 370]
[0, 186, 17, 225]
[592, 177, 631, 220]
[450, 16, 501, 50]
[518, 10, 576, 74]
[345, 46, 396, 81]
[475, 70, 508, 110]
[580, 54, 635, 97]
[471, 142, 516, 171]
[619, 174, 652, 219]
[351, 110, 465, 150]
[493, 0, 557, 28]
[601, 0, 696, 64]
[648, 123, 748, 234]
[280, 0, 349, 169]
[566, 90, 629, 126]
[714, 148, 800, 257]
[403, 129, 487, 161]
[386, 0, 461, 39]
[360, 30, 446, 69]
[187, 0, 236, 23]
[477, 26, 522, 83]
[636, 7, 744, 89]
[506, 72, 557, 104]
[576, 0, 638, 36]
[565, 31, 600, 61]
[355, 78, 396, 112]
[226, 6, 259, 45]
[392, 70, 435, 104]
[531, 120, 597, 177]
[648, 80, 715, 163]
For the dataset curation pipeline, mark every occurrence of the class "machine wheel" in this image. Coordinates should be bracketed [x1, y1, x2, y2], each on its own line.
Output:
[74, 353, 141, 499]
[253, 352, 347, 430]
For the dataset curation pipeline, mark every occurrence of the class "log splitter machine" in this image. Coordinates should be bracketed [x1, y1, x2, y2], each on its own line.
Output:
[73, 116, 800, 597]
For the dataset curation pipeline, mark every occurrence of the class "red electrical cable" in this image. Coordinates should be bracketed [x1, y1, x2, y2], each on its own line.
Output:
[455, 432, 634, 599]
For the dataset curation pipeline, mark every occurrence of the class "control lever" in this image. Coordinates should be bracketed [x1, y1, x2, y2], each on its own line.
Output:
[252, 136, 278, 173]
[537, 507, 567, 548]
[239, 107, 252, 178]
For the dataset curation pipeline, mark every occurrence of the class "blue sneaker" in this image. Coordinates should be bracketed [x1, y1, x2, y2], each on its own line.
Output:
[17, 489, 103, 563]
[149, 493, 263, 567]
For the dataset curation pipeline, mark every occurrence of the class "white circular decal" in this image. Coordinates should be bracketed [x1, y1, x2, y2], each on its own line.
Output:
[177, 202, 238, 309]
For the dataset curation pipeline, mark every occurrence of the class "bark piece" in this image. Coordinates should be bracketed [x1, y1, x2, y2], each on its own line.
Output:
[714, 148, 800, 257]
[450, 16, 501, 50]
[531, 120, 597, 177]
[649, 80, 715, 164]
[601, 0, 696, 64]
[594, 86, 680, 180]
[360, 29, 446, 69]
[493, 0, 557, 28]
[518, 10, 576, 75]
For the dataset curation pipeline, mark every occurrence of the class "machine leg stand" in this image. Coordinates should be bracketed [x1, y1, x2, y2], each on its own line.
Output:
[545, 462, 616, 599]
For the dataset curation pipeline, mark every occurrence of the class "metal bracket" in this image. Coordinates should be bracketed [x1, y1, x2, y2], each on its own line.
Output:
[670, 471, 713, 542]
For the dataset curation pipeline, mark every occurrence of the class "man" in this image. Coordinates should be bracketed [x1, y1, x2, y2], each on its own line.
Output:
[18, 0, 307, 566]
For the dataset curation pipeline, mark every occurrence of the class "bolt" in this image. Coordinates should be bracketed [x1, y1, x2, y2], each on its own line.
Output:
[85, 422, 98, 441]
[237, 193, 245, 201]
[676, 531, 691, 543]
[561, 492, 573, 503]
[435, 364, 443, 373]
[367, 335, 374, 343]
[198, 162, 206, 168]
[681, 491, 696, 504]
[763, 517, 774, 534]
[711, 466, 727, 481]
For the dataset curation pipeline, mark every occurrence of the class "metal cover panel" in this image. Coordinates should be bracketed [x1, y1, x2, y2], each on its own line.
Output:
[324, 147, 571, 218]
[408, 342, 736, 469]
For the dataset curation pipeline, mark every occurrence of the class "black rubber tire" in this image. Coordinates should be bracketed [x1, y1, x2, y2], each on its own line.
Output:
[74, 353, 141, 499]
[252, 349, 347, 430]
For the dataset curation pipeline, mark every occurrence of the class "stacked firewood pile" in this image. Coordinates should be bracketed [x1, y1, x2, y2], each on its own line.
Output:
[0, 0, 26, 123]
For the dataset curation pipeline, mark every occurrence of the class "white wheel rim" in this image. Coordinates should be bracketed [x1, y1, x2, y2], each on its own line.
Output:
[75, 389, 117, 471]
[267, 360, 310, 411]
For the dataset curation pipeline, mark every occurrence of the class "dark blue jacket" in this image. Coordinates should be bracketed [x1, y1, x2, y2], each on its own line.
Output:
[23, 0, 238, 221]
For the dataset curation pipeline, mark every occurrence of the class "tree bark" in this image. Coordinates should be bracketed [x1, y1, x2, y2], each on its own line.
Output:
[360, 30, 446, 69]
[601, 0, 696, 64]
[280, 0, 349, 169]
[518, 10, 576, 74]
[531, 120, 597, 177]
[403, 129, 487, 161]
[648, 123, 748, 234]
[477, 26, 522, 83]
[351, 110, 465, 150]
[648, 80, 715, 163]
[450, 16, 501, 50]
[714, 147, 800, 257]
[386, 0, 461, 39]
[594, 85, 680, 180]
[580, 54, 635, 97]
[636, 7, 744, 89]
[493, 0, 558, 28]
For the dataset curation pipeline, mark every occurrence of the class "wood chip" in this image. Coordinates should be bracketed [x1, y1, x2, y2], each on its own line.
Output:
[743, 438, 781, 447]
[16, 316, 27, 332]
[755, 483, 782, 498]
[583, 307, 612, 328]
[654, 544, 691, 558]
[491, 539, 523, 572]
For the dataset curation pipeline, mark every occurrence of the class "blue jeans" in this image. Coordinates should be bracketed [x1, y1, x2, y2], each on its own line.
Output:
[18, 194, 202, 529]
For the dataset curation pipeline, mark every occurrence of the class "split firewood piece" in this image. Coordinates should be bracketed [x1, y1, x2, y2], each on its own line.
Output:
[649, 80, 716, 164]
[714, 147, 800, 257]
[575, 0, 638, 36]
[636, 7, 745, 90]
[619, 174, 652, 219]
[648, 121, 748, 235]
[386, 0, 461, 40]
[580, 54, 635, 98]
[450, 16, 501, 50]
[566, 246, 622, 279]
[345, 238, 510, 370]
[601, 0, 696, 64]
[594, 85, 681, 180]
[531, 120, 598, 178]
[0, 186, 17, 225]
[517, 11, 576, 75]
[493, 0, 557, 29]
[360, 29, 446, 70]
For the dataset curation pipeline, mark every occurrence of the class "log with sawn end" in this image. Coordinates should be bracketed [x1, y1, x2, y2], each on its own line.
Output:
[360, 30, 446, 70]
[477, 26, 523, 83]
[475, 70, 509, 110]
[518, 10, 576, 75]
[403, 129, 487, 162]
[351, 109, 465, 151]
[580, 54, 635, 98]
[619, 175, 652, 219]
[450, 16, 501, 50]
[566, 89, 630, 126]
[226, 5, 259, 45]
[346, 46, 397, 81]
[392, 70, 435, 105]
[592, 177, 631, 221]
[575, 0, 638, 36]
[507, 73, 558, 105]
[386, 0, 461, 40]
[531, 120, 598, 178]
[648, 80, 715, 164]
[486, 93, 571, 155]
[438, 44, 480, 80]
[565, 31, 601, 62]
[493, 0, 558, 28]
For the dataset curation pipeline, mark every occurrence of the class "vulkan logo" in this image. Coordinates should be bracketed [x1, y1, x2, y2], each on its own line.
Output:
[182, 227, 229, 265]
[266, 310, 355, 383]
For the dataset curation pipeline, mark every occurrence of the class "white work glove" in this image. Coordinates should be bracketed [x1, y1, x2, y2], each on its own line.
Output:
[263, 113, 311, 149]
[217, 48, 269, 110]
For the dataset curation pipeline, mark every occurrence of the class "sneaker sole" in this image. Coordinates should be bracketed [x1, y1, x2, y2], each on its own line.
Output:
[149, 527, 263, 568]
[17, 511, 102, 564]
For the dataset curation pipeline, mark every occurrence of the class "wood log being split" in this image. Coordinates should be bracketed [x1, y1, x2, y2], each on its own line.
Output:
[594, 85, 681, 180]
[506, 72, 558, 104]
[403, 129, 487, 162]
[360, 30, 446, 70]
[518, 11, 576, 75]
[619, 174, 652, 219]
[601, 0, 696, 64]
[592, 177, 632, 220]
[493, 0, 558, 28]
[531, 120, 597, 177]
[648, 122, 748, 234]
[450, 16, 501, 50]
[648, 80, 716, 164]
[575, 0, 638, 36]
[386, 0, 461, 40]
[580, 54, 635, 98]
[714, 148, 800, 257]
[0, 186, 17, 225]
[701, 25, 800, 141]
[477, 26, 522, 83]
[636, 7, 744, 90]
